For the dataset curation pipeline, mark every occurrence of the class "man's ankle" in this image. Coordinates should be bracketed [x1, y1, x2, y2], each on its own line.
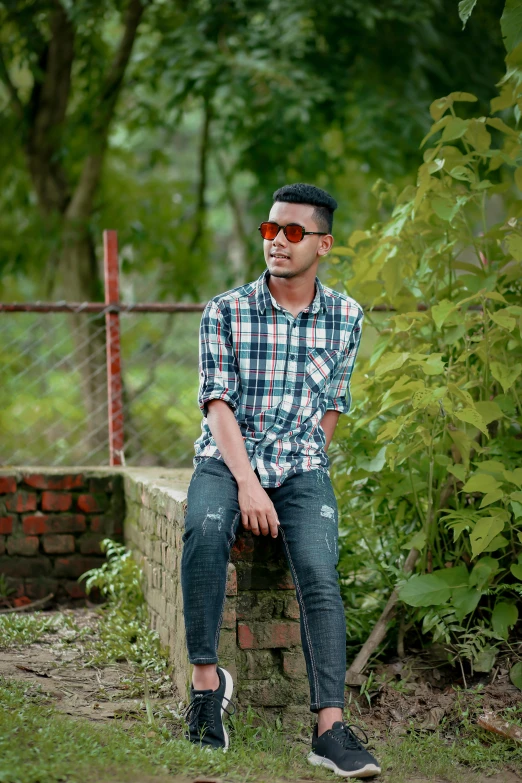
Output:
[192, 663, 219, 691]
[317, 706, 343, 736]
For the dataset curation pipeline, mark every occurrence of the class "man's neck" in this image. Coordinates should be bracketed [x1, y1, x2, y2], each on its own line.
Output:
[267, 271, 317, 318]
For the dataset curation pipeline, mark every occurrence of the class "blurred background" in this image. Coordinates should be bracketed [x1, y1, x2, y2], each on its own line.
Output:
[0, 0, 509, 468]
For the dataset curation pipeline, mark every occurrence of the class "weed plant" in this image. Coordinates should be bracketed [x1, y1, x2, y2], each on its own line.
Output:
[80, 539, 172, 696]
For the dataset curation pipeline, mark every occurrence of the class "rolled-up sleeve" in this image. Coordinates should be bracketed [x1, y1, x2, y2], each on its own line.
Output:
[326, 311, 363, 414]
[198, 300, 240, 416]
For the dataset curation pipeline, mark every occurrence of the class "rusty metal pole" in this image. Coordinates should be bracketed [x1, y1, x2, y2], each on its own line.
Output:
[103, 230, 125, 466]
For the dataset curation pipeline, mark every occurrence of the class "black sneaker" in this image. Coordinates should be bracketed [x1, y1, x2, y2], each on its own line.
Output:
[184, 666, 235, 750]
[308, 721, 381, 778]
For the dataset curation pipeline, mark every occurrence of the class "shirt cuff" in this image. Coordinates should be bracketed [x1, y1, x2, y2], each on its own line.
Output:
[325, 398, 351, 414]
[200, 390, 238, 417]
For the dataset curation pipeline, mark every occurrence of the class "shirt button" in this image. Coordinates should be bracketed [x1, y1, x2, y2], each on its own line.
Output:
[290, 354, 296, 361]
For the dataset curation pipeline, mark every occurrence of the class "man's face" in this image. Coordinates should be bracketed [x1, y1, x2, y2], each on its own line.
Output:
[263, 201, 332, 279]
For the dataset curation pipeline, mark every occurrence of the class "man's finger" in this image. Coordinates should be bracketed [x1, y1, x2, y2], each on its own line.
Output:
[249, 514, 260, 536]
[267, 510, 279, 538]
[241, 511, 250, 530]
[258, 514, 270, 536]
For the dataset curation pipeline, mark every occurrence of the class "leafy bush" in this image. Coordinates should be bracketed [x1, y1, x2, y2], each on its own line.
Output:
[80, 540, 171, 693]
[330, 90, 522, 678]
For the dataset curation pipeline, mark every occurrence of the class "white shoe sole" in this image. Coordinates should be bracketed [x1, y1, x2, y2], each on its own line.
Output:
[217, 666, 234, 752]
[308, 752, 381, 778]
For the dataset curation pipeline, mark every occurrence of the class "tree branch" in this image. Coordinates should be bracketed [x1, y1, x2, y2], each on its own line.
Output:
[66, 0, 145, 221]
[0, 45, 24, 121]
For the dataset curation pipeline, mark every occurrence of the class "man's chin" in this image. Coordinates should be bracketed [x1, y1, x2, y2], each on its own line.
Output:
[269, 269, 295, 279]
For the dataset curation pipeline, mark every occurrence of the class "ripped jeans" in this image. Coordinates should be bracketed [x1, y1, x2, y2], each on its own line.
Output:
[180, 457, 346, 712]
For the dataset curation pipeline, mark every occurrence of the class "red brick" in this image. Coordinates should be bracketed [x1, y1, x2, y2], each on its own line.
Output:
[53, 555, 104, 579]
[0, 516, 14, 535]
[13, 596, 32, 607]
[22, 513, 86, 534]
[7, 536, 39, 556]
[283, 651, 307, 679]
[43, 534, 75, 554]
[23, 473, 86, 491]
[5, 492, 37, 513]
[63, 580, 87, 599]
[90, 515, 109, 533]
[222, 600, 236, 630]
[78, 534, 103, 555]
[0, 477, 16, 494]
[0, 556, 52, 578]
[41, 491, 73, 512]
[77, 494, 109, 513]
[284, 596, 300, 620]
[238, 621, 301, 650]
[22, 514, 46, 535]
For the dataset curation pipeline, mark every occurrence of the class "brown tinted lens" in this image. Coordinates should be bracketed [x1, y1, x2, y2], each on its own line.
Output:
[260, 222, 278, 240]
[285, 224, 304, 242]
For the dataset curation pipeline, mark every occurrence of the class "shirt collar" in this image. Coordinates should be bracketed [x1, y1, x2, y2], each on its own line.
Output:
[255, 269, 327, 315]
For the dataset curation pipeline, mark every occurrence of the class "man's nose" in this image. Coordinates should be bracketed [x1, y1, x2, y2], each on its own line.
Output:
[273, 227, 287, 243]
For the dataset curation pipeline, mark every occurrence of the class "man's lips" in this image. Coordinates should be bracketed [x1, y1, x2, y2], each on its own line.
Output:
[271, 253, 290, 260]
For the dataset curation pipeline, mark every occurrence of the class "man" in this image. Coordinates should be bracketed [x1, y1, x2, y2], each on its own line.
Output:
[181, 183, 381, 778]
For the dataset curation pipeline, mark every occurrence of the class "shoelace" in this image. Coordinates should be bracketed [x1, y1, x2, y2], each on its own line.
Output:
[183, 691, 236, 732]
[330, 722, 369, 751]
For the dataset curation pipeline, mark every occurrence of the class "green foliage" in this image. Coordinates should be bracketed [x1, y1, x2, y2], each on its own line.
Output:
[331, 85, 522, 674]
[80, 540, 170, 691]
[0, 612, 76, 647]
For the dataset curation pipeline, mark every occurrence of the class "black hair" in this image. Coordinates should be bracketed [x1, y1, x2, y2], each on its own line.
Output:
[272, 182, 337, 233]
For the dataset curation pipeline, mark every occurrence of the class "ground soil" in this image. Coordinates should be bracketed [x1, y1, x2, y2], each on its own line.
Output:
[1, 606, 521, 783]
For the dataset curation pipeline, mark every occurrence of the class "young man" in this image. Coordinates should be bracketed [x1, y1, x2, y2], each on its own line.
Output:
[181, 183, 381, 778]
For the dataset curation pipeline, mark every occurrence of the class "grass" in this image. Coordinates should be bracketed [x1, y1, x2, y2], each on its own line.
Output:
[1, 673, 521, 783]
[1, 542, 520, 783]
[0, 611, 78, 646]
[0, 677, 329, 783]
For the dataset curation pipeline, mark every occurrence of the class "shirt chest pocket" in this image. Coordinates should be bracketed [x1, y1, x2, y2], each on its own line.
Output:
[304, 347, 339, 395]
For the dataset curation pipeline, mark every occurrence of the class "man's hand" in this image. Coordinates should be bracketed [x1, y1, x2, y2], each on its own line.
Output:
[237, 472, 280, 538]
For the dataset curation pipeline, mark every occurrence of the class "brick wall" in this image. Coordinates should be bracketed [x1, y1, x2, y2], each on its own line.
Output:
[0, 470, 124, 601]
[0, 466, 311, 725]
[123, 467, 311, 727]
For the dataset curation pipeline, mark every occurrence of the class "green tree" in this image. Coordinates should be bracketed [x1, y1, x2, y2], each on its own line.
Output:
[331, 3, 522, 682]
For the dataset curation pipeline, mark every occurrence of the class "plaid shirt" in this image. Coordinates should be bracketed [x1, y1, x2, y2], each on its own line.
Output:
[194, 269, 363, 487]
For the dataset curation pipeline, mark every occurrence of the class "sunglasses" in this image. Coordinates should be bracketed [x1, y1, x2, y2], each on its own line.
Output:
[258, 221, 328, 243]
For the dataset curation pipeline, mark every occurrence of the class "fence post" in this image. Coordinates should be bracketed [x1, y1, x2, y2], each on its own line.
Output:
[103, 230, 124, 466]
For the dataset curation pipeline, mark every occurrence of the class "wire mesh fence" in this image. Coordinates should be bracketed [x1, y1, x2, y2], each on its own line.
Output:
[0, 307, 202, 468]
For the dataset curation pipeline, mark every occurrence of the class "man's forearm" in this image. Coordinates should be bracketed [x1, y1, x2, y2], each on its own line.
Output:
[321, 409, 341, 451]
[206, 400, 256, 486]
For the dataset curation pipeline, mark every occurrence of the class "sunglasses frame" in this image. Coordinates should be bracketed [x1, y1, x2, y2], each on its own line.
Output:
[258, 221, 328, 243]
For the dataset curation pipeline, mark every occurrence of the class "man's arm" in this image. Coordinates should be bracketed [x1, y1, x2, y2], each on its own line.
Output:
[206, 400, 280, 538]
[197, 302, 278, 538]
[320, 409, 341, 450]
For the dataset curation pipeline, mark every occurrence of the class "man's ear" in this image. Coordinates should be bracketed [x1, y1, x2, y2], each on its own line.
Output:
[318, 234, 334, 257]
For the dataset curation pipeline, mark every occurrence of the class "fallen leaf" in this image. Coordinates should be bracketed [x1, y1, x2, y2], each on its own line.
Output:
[478, 711, 522, 742]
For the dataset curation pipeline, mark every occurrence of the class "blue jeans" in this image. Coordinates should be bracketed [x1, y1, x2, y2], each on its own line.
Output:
[181, 457, 346, 712]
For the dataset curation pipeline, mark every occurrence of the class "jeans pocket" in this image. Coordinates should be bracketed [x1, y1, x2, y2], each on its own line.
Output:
[304, 347, 339, 395]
